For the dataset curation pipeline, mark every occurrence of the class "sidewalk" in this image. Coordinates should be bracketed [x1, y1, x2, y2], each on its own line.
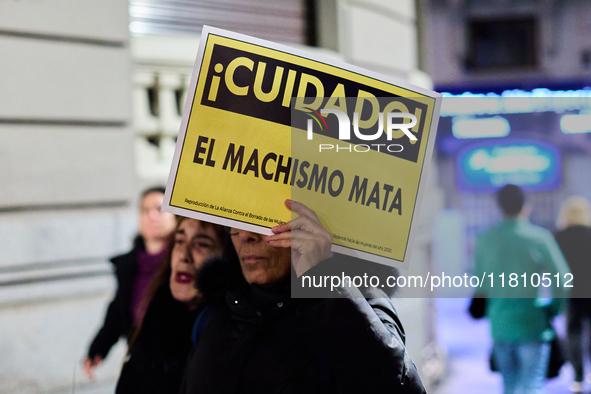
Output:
[433, 298, 577, 394]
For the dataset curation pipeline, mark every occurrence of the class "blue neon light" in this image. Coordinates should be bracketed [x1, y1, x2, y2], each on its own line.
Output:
[452, 116, 510, 139]
[560, 113, 591, 134]
[440, 88, 591, 116]
[457, 139, 561, 193]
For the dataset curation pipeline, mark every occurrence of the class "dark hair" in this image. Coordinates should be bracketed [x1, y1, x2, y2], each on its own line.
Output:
[140, 186, 166, 200]
[496, 184, 525, 217]
[128, 216, 233, 349]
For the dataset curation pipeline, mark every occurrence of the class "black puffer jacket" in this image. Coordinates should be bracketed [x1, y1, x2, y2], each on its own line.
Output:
[180, 256, 426, 394]
[88, 238, 143, 359]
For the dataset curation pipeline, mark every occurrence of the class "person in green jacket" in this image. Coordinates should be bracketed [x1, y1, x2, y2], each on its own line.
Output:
[473, 184, 571, 394]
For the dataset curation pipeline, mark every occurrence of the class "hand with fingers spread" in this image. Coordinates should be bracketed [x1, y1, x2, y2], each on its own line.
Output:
[265, 199, 332, 277]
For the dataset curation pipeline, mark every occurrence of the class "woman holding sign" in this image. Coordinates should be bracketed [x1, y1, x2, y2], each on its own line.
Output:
[180, 200, 426, 394]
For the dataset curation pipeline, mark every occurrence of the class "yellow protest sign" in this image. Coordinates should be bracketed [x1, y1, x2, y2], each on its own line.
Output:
[163, 26, 441, 268]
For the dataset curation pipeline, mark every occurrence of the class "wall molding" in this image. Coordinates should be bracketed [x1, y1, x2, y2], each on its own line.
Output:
[0, 29, 125, 48]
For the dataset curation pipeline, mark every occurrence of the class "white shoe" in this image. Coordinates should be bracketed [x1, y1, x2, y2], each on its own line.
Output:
[570, 381, 584, 393]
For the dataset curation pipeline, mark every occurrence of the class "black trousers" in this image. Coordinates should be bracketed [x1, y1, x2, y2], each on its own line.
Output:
[567, 299, 591, 382]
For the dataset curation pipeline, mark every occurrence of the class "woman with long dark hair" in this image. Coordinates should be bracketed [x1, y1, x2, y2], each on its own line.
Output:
[115, 216, 233, 394]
